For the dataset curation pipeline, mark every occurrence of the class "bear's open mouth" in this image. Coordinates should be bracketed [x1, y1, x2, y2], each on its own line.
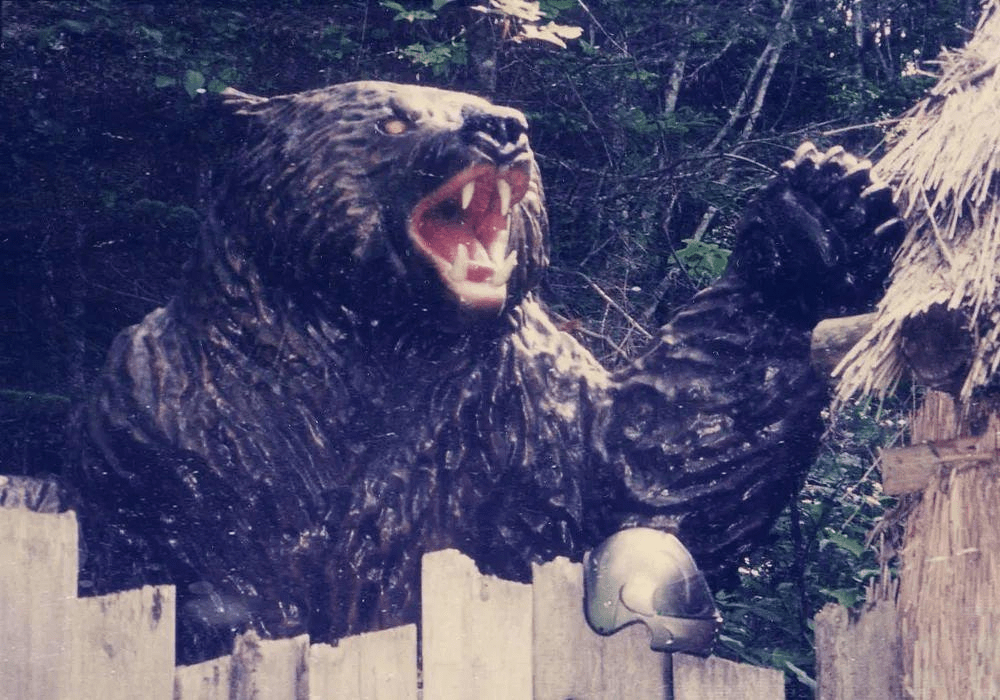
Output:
[408, 162, 530, 311]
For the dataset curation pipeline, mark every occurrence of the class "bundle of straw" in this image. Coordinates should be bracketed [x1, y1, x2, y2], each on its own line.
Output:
[835, 0, 1000, 405]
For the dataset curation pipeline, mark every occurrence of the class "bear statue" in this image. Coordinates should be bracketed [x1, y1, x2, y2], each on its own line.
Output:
[70, 82, 903, 661]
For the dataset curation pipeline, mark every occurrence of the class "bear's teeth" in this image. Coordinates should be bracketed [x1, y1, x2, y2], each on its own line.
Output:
[472, 240, 491, 263]
[490, 227, 509, 264]
[491, 250, 517, 285]
[450, 243, 470, 280]
[497, 179, 511, 216]
[461, 181, 475, 210]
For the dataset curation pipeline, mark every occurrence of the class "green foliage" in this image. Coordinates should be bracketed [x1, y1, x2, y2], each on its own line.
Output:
[399, 40, 469, 76]
[381, 1, 438, 23]
[673, 238, 731, 285]
[715, 397, 908, 696]
[183, 69, 206, 97]
[539, 0, 577, 17]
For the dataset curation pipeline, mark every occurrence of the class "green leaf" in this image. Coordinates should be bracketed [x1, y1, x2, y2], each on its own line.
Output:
[540, 0, 577, 17]
[154, 75, 177, 88]
[399, 40, 467, 75]
[183, 70, 205, 97]
[821, 587, 861, 608]
[381, 1, 436, 22]
[674, 238, 731, 285]
[823, 530, 865, 558]
[137, 25, 164, 44]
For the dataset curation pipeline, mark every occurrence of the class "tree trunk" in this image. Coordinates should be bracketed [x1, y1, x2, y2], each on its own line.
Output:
[466, 12, 499, 95]
[690, 0, 796, 242]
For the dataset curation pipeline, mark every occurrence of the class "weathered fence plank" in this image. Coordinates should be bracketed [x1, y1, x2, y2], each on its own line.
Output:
[673, 653, 785, 700]
[0, 506, 78, 700]
[421, 549, 533, 700]
[308, 624, 417, 700]
[71, 584, 175, 699]
[1, 498, 784, 699]
[814, 585, 902, 700]
[230, 631, 309, 700]
[175, 655, 233, 700]
[531, 557, 670, 699]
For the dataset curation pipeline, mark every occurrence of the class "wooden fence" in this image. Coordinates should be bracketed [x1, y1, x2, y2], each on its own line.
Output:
[0, 503, 784, 699]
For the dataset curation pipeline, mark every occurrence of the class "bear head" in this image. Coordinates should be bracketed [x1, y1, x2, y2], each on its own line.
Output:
[211, 81, 549, 328]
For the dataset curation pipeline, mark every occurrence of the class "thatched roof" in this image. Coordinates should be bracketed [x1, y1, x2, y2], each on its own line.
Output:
[835, 0, 1000, 405]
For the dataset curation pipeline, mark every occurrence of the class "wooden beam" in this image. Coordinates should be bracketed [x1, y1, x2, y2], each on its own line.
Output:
[881, 414, 1000, 495]
[810, 313, 877, 378]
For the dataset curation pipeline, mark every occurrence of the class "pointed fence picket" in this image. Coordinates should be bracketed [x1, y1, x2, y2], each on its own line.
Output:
[0, 501, 784, 699]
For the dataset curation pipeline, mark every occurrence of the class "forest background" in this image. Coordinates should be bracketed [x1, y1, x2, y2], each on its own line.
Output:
[0, 1, 983, 695]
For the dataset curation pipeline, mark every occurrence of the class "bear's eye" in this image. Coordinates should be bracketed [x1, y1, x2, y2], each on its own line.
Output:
[378, 117, 410, 136]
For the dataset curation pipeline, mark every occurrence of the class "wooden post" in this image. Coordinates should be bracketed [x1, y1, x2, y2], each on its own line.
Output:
[891, 392, 1000, 698]
[672, 653, 784, 699]
[818, 390, 1000, 698]
[175, 655, 232, 700]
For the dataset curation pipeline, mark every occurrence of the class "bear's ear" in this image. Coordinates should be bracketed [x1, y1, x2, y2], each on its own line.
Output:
[219, 87, 269, 115]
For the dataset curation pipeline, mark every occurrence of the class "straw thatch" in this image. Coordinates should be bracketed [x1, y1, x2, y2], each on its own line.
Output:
[835, 0, 1000, 405]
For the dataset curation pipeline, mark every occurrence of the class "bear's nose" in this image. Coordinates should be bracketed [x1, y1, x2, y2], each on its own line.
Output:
[461, 106, 529, 160]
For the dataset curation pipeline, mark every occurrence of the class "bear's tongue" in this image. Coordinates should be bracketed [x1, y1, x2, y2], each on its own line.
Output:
[408, 164, 527, 311]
